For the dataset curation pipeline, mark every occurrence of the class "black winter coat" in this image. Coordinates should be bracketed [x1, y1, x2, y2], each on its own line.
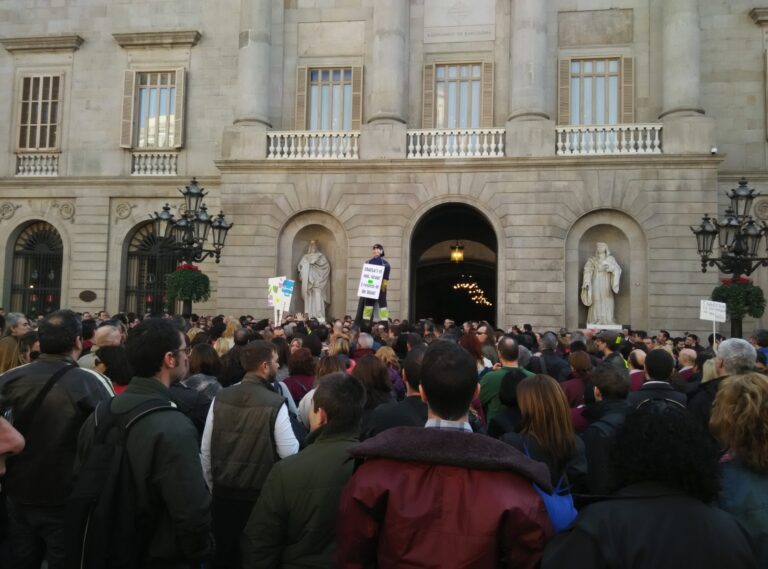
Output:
[542, 483, 757, 569]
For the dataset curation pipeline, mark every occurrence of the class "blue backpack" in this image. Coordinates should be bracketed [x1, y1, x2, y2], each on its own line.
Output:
[524, 444, 578, 533]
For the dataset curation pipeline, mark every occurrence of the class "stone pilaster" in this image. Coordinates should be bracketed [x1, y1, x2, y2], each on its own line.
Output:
[360, 0, 409, 159]
[660, 0, 714, 154]
[505, 0, 555, 157]
[221, 0, 271, 159]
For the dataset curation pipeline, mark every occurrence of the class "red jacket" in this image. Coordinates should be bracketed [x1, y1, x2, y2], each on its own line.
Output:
[336, 427, 553, 569]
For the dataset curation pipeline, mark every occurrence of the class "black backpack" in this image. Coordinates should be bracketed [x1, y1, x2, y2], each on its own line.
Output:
[64, 398, 179, 569]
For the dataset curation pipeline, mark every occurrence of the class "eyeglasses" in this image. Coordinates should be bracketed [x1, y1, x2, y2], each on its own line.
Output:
[172, 347, 191, 357]
[0, 398, 14, 425]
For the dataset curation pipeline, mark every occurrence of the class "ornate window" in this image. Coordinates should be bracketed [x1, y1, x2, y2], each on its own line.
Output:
[294, 66, 363, 130]
[123, 223, 178, 315]
[18, 75, 62, 151]
[10, 221, 63, 316]
[558, 56, 634, 125]
[421, 62, 494, 129]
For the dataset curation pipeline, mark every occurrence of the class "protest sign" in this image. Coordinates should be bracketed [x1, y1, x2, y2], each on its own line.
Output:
[357, 263, 385, 299]
[700, 300, 726, 323]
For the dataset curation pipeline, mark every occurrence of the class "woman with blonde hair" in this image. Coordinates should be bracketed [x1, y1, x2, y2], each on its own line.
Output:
[375, 346, 405, 400]
[710, 372, 768, 564]
[329, 335, 352, 370]
[213, 318, 241, 356]
[502, 374, 586, 488]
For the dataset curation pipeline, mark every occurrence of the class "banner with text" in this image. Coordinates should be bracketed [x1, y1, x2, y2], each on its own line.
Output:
[357, 263, 385, 299]
[700, 299, 727, 323]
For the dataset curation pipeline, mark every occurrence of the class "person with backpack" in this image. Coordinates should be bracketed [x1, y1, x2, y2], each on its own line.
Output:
[73, 318, 213, 569]
[0, 309, 111, 569]
[500, 374, 586, 531]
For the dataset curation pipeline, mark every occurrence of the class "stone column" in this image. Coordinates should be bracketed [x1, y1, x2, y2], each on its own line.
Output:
[506, 0, 555, 157]
[221, 0, 272, 159]
[659, 0, 714, 153]
[360, 0, 409, 159]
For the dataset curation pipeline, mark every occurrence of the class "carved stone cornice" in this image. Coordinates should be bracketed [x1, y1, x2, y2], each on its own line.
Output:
[750, 8, 768, 26]
[112, 30, 201, 49]
[0, 34, 84, 54]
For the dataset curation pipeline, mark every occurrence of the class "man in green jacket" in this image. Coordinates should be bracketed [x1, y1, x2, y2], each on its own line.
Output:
[479, 335, 534, 423]
[76, 318, 213, 569]
[241, 372, 365, 568]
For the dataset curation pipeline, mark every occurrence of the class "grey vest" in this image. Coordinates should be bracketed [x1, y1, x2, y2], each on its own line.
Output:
[210, 373, 284, 500]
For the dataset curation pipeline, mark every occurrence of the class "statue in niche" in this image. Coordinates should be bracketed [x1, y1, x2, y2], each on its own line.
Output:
[580, 242, 622, 326]
[297, 240, 331, 322]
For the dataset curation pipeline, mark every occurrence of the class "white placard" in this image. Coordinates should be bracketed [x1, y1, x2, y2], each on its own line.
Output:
[357, 263, 385, 300]
[700, 300, 727, 323]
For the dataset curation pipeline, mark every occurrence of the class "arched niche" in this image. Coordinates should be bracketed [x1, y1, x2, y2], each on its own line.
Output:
[566, 209, 648, 330]
[277, 211, 348, 320]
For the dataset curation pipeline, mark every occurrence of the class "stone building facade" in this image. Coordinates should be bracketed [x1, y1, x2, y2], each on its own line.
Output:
[1, 0, 768, 334]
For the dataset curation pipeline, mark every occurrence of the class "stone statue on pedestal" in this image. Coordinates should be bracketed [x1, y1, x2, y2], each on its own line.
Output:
[297, 240, 331, 322]
[580, 242, 622, 326]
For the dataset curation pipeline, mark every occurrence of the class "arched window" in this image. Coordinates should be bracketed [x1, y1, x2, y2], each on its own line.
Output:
[10, 221, 64, 316]
[124, 223, 178, 315]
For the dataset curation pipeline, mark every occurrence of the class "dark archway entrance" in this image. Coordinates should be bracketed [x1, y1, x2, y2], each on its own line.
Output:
[410, 204, 497, 325]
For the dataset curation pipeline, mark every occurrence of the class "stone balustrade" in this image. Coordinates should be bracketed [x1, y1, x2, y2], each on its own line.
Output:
[131, 151, 178, 175]
[267, 131, 360, 160]
[407, 128, 505, 159]
[556, 124, 663, 156]
[15, 153, 59, 176]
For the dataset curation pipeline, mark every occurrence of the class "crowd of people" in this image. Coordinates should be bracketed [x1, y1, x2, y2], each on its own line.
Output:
[0, 308, 765, 568]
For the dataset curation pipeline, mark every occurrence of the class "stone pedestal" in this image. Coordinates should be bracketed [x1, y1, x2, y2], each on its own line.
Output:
[505, 118, 556, 157]
[359, 121, 408, 160]
[221, 123, 269, 160]
[662, 115, 715, 155]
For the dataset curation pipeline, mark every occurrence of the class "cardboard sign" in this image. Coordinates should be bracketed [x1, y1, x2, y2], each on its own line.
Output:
[268, 277, 295, 310]
[700, 299, 727, 323]
[357, 263, 385, 299]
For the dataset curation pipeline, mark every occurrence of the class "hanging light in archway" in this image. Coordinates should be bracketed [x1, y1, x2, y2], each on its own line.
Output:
[450, 241, 464, 263]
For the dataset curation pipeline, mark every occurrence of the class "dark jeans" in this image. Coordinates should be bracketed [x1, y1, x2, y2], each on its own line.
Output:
[5, 498, 66, 569]
[211, 493, 256, 569]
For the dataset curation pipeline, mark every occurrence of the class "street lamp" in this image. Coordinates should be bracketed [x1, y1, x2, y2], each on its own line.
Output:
[690, 177, 768, 337]
[150, 177, 234, 264]
[150, 178, 234, 314]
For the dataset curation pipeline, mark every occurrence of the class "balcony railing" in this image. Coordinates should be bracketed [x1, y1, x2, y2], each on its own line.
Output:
[407, 128, 505, 159]
[15, 153, 59, 176]
[131, 151, 178, 175]
[267, 131, 360, 159]
[556, 124, 662, 155]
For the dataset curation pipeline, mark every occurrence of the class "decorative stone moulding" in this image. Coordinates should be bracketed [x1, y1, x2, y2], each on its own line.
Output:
[0, 202, 21, 222]
[114, 202, 137, 223]
[52, 201, 76, 223]
[0, 34, 84, 53]
[750, 8, 768, 26]
[112, 30, 201, 49]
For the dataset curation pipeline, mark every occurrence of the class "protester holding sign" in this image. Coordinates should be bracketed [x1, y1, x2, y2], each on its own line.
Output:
[355, 244, 391, 325]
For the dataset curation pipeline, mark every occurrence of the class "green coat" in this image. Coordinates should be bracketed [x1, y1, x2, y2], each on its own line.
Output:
[479, 365, 534, 423]
[241, 427, 358, 569]
[76, 376, 213, 567]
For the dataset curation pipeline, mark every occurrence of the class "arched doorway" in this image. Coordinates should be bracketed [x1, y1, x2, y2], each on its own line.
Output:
[9, 221, 63, 316]
[123, 222, 178, 315]
[410, 204, 497, 325]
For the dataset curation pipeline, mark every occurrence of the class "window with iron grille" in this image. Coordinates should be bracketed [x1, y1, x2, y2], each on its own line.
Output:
[123, 223, 179, 315]
[18, 75, 62, 151]
[10, 221, 63, 317]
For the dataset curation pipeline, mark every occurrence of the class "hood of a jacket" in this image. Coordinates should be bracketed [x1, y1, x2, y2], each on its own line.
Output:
[349, 426, 552, 491]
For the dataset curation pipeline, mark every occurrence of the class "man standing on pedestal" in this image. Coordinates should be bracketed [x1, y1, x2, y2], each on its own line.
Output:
[355, 244, 391, 325]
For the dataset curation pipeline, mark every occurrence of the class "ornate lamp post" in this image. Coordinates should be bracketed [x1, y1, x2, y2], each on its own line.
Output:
[691, 177, 767, 337]
[151, 178, 233, 313]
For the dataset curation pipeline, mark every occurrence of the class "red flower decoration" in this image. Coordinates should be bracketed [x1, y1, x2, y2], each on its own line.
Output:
[721, 277, 752, 285]
[176, 263, 200, 271]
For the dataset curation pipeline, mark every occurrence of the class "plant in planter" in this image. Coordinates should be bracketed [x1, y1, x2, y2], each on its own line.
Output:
[166, 263, 211, 314]
[711, 277, 766, 338]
